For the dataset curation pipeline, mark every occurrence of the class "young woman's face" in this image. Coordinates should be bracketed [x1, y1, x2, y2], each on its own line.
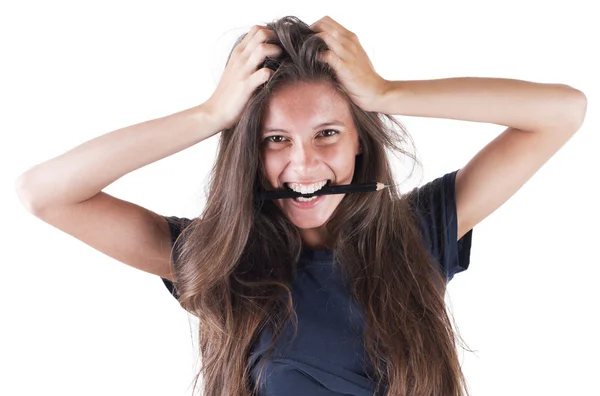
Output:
[260, 81, 362, 248]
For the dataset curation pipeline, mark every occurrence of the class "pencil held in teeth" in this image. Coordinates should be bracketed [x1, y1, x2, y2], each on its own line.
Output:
[257, 182, 390, 201]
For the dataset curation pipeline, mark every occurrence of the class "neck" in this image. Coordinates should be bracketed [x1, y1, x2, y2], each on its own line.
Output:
[300, 226, 331, 250]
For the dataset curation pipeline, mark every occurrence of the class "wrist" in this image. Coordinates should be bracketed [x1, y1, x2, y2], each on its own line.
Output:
[375, 79, 403, 115]
[196, 101, 225, 133]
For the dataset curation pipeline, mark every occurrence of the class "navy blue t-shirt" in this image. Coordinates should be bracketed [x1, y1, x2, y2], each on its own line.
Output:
[160, 168, 473, 395]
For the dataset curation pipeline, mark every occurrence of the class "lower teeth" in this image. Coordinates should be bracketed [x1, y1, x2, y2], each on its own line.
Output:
[295, 195, 318, 202]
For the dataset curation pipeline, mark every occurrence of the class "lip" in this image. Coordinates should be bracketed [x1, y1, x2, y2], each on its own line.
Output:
[285, 194, 327, 209]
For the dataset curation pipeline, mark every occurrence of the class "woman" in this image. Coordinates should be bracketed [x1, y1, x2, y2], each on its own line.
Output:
[16, 15, 587, 396]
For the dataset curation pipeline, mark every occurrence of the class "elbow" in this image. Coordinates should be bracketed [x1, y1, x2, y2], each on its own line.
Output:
[563, 86, 588, 132]
[15, 174, 43, 214]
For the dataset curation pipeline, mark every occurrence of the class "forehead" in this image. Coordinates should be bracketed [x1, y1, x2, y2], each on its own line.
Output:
[262, 82, 351, 130]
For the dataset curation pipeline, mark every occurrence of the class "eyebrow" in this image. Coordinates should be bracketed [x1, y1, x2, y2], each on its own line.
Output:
[263, 120, 346, 133]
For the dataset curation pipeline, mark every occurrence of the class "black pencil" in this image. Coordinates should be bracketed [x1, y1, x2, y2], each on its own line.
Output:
[257, 182, 391, 201]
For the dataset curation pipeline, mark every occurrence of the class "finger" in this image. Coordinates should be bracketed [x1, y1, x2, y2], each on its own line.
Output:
[319, 49, 341, 71]
[314, 16, 353, 39]
[235, 25, 274, 57]
[247, 43, 282, 73]
[312, 18, 356, 53]
[236, 25, 262, 53]
[315, 31, 351, 60]
[309, 17, 325, 31]
[249, 67, 273, 89]
[242, 26, 276, 58]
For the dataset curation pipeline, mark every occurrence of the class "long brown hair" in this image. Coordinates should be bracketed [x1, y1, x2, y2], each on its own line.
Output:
[170, 15, 473, 396]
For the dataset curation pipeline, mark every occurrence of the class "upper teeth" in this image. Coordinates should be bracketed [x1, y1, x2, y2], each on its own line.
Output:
[287, 180, 328, 194]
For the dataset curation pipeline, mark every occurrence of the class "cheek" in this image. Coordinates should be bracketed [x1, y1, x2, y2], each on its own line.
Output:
[327, 153, 357, 179]
[324, 143, 356, 165]
[262, 154, 283, 187]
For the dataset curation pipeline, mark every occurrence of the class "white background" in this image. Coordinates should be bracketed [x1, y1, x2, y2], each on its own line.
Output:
[3, 1, 599, 395]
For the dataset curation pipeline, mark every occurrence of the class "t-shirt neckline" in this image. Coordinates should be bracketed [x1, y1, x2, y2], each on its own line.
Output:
[300, 246, 334, 262]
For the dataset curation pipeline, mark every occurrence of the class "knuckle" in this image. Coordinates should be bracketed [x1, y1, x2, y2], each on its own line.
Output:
[262, 42, 279, 56]
[257, 28, 271, 41]
[244, 26, 258, 39]
[253, 43, 267, 57]
[246, 50, 257, 64]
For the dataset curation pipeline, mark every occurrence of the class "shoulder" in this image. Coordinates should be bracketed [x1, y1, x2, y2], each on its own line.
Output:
[405, 169, 473, 283]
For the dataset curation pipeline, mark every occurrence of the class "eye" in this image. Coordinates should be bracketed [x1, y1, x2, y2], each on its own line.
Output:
[264, 135, 286, 143]
[320, 129, 339, 138]
[262, 129, 340, 144]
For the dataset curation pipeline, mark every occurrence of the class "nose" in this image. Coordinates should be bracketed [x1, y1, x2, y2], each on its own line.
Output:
[288, 141, 320, 174]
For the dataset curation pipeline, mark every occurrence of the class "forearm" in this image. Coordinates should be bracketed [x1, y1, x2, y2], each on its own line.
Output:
[378, 77, 586, 132]
[16, 102, 220, 211]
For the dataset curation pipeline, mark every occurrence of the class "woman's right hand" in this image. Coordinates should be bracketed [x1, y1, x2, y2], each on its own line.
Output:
[204, 25, 282, 132]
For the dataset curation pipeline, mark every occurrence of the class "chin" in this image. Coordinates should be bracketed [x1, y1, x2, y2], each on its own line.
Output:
[291, 218, 328, 230]
[277, 196, 342, 228]
[279, 206, 332, 229]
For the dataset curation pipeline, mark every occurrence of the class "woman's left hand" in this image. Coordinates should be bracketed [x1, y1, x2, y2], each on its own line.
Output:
[310, 16, 389, 112]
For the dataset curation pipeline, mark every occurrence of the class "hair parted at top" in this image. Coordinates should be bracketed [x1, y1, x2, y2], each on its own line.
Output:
[169, 15, 473, 396]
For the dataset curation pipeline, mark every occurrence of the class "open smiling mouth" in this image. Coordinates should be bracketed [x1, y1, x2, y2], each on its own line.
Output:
[284, 180, 332, 199]
[257, 181, 388, 202]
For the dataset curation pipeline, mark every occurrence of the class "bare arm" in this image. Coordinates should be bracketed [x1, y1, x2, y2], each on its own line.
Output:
[16, 103, 220, 211]
[13, 25, 280, 281]
[16, 24, 282, 208]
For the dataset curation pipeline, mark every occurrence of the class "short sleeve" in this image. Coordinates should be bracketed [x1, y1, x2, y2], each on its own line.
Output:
[407, 169, 473, 283]
[161, 215, 194, 299]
